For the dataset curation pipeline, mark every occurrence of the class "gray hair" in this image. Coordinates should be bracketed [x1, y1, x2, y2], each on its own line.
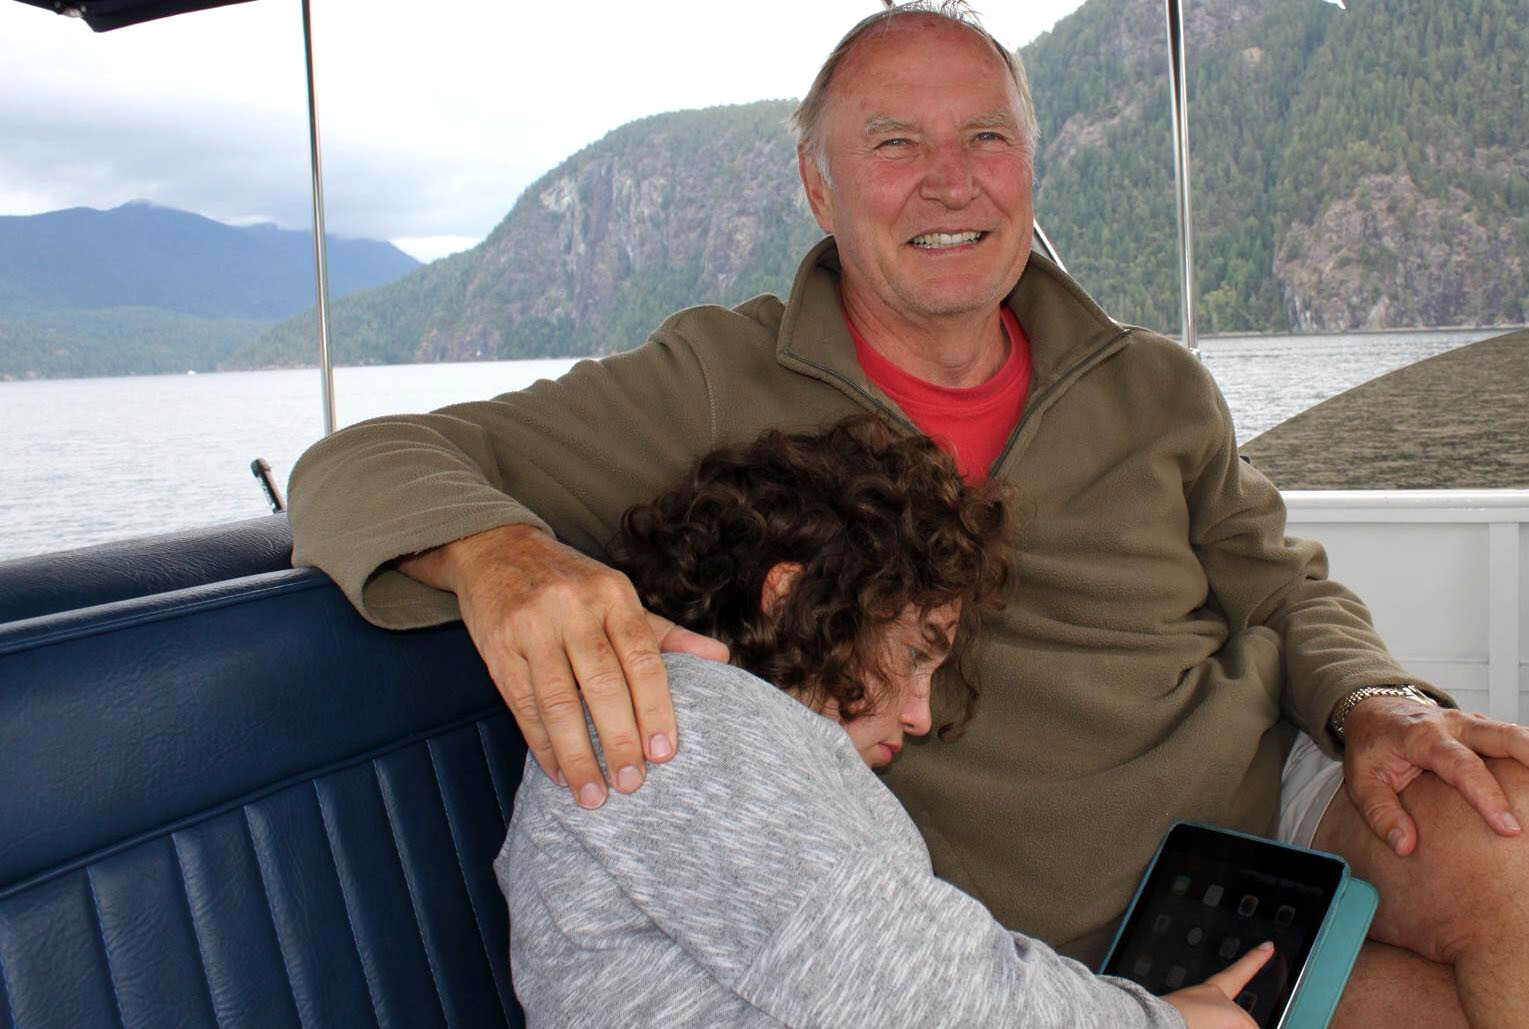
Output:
[790, 1, 1039, 177]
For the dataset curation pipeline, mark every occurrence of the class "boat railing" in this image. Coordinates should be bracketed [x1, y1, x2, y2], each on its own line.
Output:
[1284, 489, 1529, 723]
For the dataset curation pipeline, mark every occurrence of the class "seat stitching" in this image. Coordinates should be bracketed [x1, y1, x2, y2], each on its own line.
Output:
[311, 783, 384, 1029]
[0, 707, 499, 904]
[476, 722, 511, 824]
[427, 737, 514, 1024]
[372, 757, 454, 1029]
[242, 807, 311, 1029]
[82, 868, 128, 1029]
[168, 834, 222, 1025]
[0, 935, 20, 1028]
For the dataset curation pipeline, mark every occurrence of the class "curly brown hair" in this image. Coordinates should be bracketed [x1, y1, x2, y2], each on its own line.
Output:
[609, 416, 1011, 738]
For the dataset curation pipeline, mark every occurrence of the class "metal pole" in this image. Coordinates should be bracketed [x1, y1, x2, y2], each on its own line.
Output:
[1164, 0, 1199, 358]
[1031, 220, 1069, 275]
[301, 0, 338, 434]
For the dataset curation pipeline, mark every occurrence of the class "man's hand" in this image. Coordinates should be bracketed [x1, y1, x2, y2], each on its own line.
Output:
[1162, 940, 1270, 1028]
[1342, 697, 1529, 855]
[398, 524, 728, 809]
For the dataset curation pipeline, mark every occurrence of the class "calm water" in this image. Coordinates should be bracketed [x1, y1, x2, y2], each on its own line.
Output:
[0, 329, 1501, 562]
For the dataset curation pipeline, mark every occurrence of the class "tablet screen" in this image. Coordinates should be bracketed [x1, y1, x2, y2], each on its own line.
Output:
[1100, 824, 1345, 1028]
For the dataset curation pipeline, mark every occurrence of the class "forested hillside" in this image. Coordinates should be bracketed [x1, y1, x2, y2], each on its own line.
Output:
[1031, 0, 1529, 332]
[0, 201, 419, 378]
[225, 0, 1528, 367]
[232, 101, 819, 367]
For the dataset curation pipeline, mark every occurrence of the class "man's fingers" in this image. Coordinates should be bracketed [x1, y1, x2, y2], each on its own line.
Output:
[1455, 714, 1529, 773]
[1348, 774, 1419, 855]
[1423, 737, 1522, 837]
[490, 648, 562, 784]
[648, 612, 731, 663]
[1204, 941, 1274, 999]
[565, 615, 650, 795]
[604, 609, 679, 765]
[528, 641, 610, 809]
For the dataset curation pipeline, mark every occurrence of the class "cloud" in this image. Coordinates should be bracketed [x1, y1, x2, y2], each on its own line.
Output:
[1, 0, 1083, 244]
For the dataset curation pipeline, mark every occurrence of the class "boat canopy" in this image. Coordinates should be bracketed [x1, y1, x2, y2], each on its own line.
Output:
[11, 0, 254, 32]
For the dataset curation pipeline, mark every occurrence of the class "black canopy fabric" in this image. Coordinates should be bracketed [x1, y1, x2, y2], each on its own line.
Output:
[11, 0, 255, 32]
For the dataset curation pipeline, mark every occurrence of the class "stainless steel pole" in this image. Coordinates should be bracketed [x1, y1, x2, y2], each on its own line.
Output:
[1031, 220, 1069, 275]
[301, 0, 338, 434]
[1164, 0, 1200, 358]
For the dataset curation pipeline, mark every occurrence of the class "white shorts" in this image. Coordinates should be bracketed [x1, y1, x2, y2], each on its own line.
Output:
[1277, 733, 1346, 849]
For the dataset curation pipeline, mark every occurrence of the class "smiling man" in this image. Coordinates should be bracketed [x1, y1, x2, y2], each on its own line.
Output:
[289, 4, 1529, 1025]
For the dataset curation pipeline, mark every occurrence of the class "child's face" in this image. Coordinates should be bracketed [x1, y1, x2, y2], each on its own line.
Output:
[820, 601, 960, 768]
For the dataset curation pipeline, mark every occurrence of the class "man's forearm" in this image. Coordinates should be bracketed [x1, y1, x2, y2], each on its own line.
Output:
[394, 523, 549, 596]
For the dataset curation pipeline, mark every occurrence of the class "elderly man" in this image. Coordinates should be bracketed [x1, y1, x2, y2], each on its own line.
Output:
[290, 5, 1529, 1025]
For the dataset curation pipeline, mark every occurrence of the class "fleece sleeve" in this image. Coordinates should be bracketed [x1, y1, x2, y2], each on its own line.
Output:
[508, 656, 1183, 1028]
[286, 325, 719, 629]
[1183, 368, 1453, 753]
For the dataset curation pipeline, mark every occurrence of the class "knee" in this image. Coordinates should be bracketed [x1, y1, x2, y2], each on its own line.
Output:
[1390, 760, 1529, 960]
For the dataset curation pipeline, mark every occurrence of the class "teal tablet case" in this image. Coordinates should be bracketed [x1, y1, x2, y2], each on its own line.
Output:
[1282, 873, 1377, 1028]
[1102, 822, 1377, 1029]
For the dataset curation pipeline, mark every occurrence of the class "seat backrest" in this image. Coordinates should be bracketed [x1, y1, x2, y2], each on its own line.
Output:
[0, 561, 527, 1029]
[0, 514, 294, 624]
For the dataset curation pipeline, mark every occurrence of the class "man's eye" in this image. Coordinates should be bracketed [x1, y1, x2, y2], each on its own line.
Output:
[974, 131, 1008, 143]
[877, 137, 912, 148]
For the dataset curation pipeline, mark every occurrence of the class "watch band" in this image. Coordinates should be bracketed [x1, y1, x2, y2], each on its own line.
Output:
[1329, 685, 1437, 744]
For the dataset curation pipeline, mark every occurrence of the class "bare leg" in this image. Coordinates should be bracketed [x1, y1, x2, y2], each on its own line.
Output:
[1328, 941, 1465, 1029]
[1314, 758, 1529, 1028]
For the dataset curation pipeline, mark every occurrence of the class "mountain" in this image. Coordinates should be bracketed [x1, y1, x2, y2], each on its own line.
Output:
[231, 101, 821, 368]
[0, 202, 419, 379]
[235, 0, 1528, 370]
[1027, 0, 1528, 333]
[0, 201, 419, 320]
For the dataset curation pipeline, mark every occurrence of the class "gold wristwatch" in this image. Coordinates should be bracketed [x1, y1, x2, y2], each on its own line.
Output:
[1328, 685, 1437, 745]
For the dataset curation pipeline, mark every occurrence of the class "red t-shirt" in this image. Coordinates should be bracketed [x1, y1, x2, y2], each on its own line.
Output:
[848, 308, 1033, 483]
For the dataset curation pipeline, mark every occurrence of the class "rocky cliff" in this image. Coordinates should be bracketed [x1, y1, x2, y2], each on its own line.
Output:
[232, 0, 1529, 369]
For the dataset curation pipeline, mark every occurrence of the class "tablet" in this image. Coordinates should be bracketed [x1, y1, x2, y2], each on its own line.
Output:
[1099, 823, 1377, 1029]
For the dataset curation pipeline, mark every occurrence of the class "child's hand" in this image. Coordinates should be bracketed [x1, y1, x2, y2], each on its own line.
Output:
[1163, 940, 1273, 1029]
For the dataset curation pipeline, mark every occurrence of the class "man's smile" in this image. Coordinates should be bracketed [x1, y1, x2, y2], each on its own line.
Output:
[909, 230, 987, 249]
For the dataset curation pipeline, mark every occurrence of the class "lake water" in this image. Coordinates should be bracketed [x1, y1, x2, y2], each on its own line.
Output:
[0, 329, 1502, 562]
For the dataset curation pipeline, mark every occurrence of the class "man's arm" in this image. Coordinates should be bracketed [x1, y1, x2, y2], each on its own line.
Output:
[287, 328, 727, 806]
[1184, 366, 1529, 854]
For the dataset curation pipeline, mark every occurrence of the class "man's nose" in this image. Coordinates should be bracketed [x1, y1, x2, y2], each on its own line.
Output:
[919, 143, 977, 206]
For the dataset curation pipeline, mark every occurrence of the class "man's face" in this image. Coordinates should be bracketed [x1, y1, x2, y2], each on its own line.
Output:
[799, 18, 1035, 331]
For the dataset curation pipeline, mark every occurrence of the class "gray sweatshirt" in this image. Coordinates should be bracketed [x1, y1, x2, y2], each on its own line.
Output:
[497, 654, 1184, 1027]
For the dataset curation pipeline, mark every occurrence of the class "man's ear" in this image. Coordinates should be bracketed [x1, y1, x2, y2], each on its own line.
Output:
[761, 561, 804, 617]
[797, 147, 835, 234]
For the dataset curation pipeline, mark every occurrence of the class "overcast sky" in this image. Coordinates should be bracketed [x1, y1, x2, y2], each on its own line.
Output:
[1, 0, 1088, 262]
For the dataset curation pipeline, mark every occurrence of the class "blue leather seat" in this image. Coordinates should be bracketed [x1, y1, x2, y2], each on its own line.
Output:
[0, 532, 526, 1028]
[0, 514, 294, 624]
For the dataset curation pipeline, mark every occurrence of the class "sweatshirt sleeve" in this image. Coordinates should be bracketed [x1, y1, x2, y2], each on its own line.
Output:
[286, 324, 719, 629]
[511, 656, 1183, 1028]
[732, 845, 1182, 1028]
[1183, 367, 1453, 753]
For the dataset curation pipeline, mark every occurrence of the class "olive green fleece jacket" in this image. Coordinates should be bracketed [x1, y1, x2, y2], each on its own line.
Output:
[289, 238, 1443, 964]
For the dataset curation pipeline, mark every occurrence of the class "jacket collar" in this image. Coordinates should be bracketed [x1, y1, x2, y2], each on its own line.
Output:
[776, 236, 1127, 396]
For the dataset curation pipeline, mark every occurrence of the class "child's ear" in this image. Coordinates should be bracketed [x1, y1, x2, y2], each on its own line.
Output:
[760, 562, 804, 616]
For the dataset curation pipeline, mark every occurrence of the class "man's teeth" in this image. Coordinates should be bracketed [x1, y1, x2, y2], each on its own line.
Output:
[911, 231, 982, 248]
